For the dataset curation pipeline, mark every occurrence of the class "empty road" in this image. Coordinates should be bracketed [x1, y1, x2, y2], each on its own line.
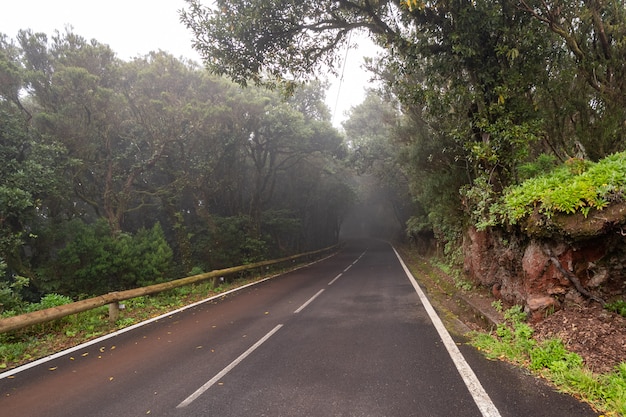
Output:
[0, 239, 597, 416]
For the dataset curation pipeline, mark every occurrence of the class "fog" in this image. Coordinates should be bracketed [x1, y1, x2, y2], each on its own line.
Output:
[339, 175, 405, 241]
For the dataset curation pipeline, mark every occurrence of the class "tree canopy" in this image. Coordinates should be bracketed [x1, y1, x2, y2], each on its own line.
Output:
[2, 0, 625, 306]
[181, 0, 626, 257]
[0, 28, 353, 305]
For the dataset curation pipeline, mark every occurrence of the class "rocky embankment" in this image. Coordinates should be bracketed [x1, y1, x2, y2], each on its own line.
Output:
[463, 202, 626, 320]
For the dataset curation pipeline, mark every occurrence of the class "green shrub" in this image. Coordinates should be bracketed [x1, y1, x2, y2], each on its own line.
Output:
[503, 151, 626, 223]
[38, 219, 173, 297]
[605, 300, 626, 317]
[517, 153, 557, 180]
[0, 264, 28, 313]
[29, 293, 73, 311]
[530, 338, 583, 371]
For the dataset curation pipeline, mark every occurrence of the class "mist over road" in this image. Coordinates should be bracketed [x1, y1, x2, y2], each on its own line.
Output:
[0, 239, 595, 416]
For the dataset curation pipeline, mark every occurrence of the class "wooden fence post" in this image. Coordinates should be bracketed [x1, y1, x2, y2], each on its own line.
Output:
[108, 302, 120, 323]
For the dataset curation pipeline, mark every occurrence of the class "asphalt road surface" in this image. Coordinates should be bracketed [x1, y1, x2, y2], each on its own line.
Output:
[0, 239, 598, 416]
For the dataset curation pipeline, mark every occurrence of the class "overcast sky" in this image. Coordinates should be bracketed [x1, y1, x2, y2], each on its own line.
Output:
[1, 0, 379, 127]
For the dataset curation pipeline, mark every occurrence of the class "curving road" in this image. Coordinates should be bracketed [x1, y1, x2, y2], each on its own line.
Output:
[0, 239, 597, 416]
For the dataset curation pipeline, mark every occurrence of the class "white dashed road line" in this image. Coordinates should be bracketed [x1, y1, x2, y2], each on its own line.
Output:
[177, 324, 284, 408]
[294, 289, 325, 314]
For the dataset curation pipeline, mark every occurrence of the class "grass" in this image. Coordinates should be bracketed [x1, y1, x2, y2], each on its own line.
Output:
[470, 305, 626, 416]
[606, 300, 626, 318]
[430, 258, 473, 291]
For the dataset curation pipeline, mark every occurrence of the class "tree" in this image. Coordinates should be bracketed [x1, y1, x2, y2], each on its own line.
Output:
[17, 31, 199, 234]
[518, 0, 626, 159]
[18, 29, 125, 229]
[182, 1, 373, 86]
[179, 0, 549, 243]
[343, 91, 414, 233]
[0, 36, 71, 278]
[1, 26, 360, 299]
[181, 0, 626, 174]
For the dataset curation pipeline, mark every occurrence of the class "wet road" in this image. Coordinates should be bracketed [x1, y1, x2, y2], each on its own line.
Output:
[0, 239, 597, 416]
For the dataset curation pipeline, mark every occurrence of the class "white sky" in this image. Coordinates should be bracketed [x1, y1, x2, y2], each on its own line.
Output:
[0, 0, 380, 127]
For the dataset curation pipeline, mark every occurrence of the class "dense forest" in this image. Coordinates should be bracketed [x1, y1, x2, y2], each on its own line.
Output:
[2, 0, 626, 317]
[180, 0, 626, 312]
[182, 0, 626, 231]
[0, 29, 368, 308]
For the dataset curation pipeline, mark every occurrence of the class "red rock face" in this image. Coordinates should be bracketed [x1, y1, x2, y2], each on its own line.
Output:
[463, 227, 495, 285]
[463, 226, 625, 319]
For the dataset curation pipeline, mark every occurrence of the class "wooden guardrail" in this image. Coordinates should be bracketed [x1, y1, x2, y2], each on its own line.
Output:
[0, 245, 337, 334]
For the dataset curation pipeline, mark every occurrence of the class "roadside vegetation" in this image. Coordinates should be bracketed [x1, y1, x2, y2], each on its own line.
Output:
[470, 305, 626, 416]
[400, 248, 626, 417]
[463, 152, 626, 230]
[0, 265, 296, 372]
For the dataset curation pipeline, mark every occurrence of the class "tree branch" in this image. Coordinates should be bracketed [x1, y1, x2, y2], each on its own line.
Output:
[545, 247, 605, 305]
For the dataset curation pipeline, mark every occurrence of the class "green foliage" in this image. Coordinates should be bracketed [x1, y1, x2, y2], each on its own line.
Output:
[0, 105, 71, 273]
[261, 209, 301, 255]
[529, 338, 583, 371]
[472, 305, 534, 362]
[27, 293, 73, 312]
[0, 340, 30, 367]
[517, 154, 557, 180]
[405, 215, 431, 236]
[460, 176, 501, 230]
[0, 261, 28, 313]
[471, 305, 626, 415]
[491, 300, 503, 313]
[117, 223, 174, 287]
[39, 220, 173, 297]
[188, 266, 205, 276]
[503, 152, 626, 223]
[431, 257, 472, 291]
[115, 317, 136, 327]
[503, 304, 528, 324]
[191, 215, 268, 270]
[605, 300, 626, 318]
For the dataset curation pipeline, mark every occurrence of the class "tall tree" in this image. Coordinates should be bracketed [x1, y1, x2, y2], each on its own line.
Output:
[180, 0, 626, 252]
[0, 38, 71, 277]
[343, 91, 413, 233]
[518, 0, 626, 159]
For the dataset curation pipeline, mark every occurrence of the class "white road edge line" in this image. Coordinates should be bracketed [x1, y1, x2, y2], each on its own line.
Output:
[294, 289, 325, 313]
[392, 247, 502, 417]
[0, 253, 337, 380]
[328, 273, 342, 286]
[177, 324, 283, 408]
